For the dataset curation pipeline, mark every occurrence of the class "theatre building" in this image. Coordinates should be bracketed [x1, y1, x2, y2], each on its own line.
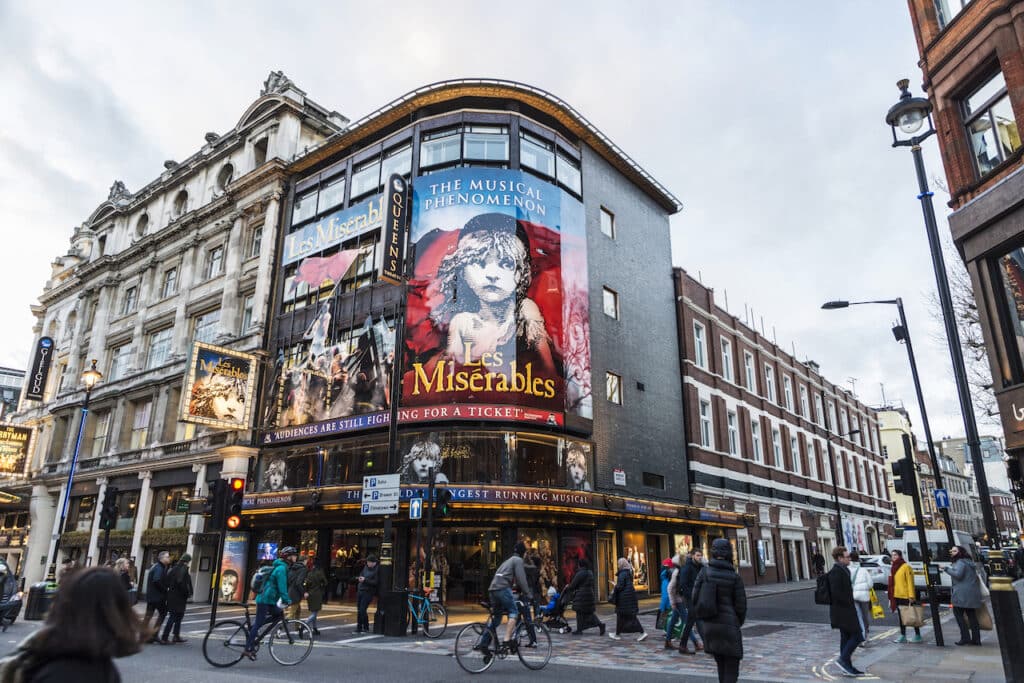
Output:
[242, 79, 746, 603]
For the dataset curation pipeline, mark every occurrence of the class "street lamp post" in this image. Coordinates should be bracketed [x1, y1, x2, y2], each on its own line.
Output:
[47, 359, 102, 581]
[819, 399, 858, 551]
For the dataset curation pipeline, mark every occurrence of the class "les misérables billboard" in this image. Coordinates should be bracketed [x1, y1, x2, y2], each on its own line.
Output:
[402, 168, 591, 425]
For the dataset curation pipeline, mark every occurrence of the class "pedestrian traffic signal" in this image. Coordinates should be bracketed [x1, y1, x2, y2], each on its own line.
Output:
[891, 457, 915, 495]
[99, 486, 119, 531]
[225, 477, 245, 530]
[434, 487, 454, 518]
[206, 478, 228, 530]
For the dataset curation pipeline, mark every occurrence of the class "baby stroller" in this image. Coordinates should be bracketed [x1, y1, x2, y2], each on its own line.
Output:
[539, 590, 572, 634]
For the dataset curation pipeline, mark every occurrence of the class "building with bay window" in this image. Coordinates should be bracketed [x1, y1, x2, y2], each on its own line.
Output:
[12, 72, 345, 592]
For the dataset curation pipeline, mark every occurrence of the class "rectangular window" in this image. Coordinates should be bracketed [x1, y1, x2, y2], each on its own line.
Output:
[241, 294, 255, 332]
[600, 207, 615, 239]
[292, 188, 318, 224]
[206, 245, 225, 279]
[852, 416, 862, 446]
[146, 328, 173, 369]
[91, 410, 110, 458]
[814, 394, 824, 425]
[161, 268, 178, 298]
[606, 371, 622, 405]
[823, 445, 832, 484]
[764, 364, 776, 402]
[772, 428, 782, 467]
[783, 376, 794, 411]
[521, 132, 555, 177]
[121, 287, 138, 315]
[751, 419, 763, 463]
[837, 453, 847, 488]
[420, 127, 461, 168]
[110, 344, 132, 380]
[699, 400, 713, 448]
[840, 408, 850, 438]
[193, 309, 220, 344]
[744, 352, 755, 391]
[935, 0, 972, 29]
[602, 287, 619, 319]
[463, 126, 509, 162]
[350, 158, 381, 199]
[556, 150, 582, 195]
[727, 410, 739, 455]
[828, 402, 838, 433]
[963, 71, 1020, 178]
[721, 338, 733, 382]
[791, 435, 801, 475]
[317, 175, 346, 214]
[247, 226, 262, 259]
[736, 529, 751, 566]
[642, 472, 665, 489]
[693, 322, 707, 368]
[381, 143, 413, 179]
[799, 385, 810, 418]
[56, 362, 69, 393]
[130, 400, 152, 450]
[808, 441, 818, 479]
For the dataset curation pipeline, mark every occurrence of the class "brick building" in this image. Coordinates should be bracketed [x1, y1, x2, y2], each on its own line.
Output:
[675, 269, 896, 585]
[990, 487, 1021, 540]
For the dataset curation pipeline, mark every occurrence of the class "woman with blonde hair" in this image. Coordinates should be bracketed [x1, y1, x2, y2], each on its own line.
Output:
[609, 557, 646, 641]
[114, 557, 132, 594]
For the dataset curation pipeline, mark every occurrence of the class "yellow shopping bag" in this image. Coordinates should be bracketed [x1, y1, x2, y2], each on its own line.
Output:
[869, 588, 885, 620]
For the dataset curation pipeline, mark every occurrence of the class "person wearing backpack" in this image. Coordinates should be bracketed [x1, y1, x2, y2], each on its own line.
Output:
[243, 547, 293, 660]
[828, 546, 866, 677]
[691, 538, 746, 683]
[304, 559, 327, 637]
[160, 554, 193, 644]
[143, 551, 171, 644]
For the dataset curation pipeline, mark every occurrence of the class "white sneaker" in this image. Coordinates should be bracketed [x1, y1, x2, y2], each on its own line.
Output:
[608, 632, 620, 640]
[637, 633, 648, 642]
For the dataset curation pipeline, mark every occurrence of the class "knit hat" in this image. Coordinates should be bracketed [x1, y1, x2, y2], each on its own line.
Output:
[662, 557, 674, 568]
[711, 538, 732, 561]
[179, 553, 192, 563]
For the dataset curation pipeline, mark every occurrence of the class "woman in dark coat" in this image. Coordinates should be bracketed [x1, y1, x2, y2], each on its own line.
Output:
[563, 558, 605, 635]
[945, 545, 983, 645]
[304, 560, 327, 637]
[609, 557, 646, 641]
[692, 538, 747, 683]
[160, 554, 193, 644]
[523, 551, 543, 621]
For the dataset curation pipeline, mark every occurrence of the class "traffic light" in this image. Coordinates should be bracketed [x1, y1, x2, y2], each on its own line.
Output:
[225, 477, 245, 530]
[891, 456, 916, 495]
[99, 486, 119, 531]
[434, 487, 454, 518]
[308, 489, 322, 512]
[205, 479, 228, 530]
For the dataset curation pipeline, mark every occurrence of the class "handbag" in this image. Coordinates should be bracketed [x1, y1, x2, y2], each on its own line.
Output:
[899, 603, 925, 628]
[869, 588, 884, 620]
[976, 606, 993, 631]
[655, 609, 668, 630]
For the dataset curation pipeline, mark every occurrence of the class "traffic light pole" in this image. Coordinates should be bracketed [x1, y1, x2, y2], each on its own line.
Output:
[208, 484, 228, 631]
[425, 467, 435, 595]
[902, 434, 944, 647]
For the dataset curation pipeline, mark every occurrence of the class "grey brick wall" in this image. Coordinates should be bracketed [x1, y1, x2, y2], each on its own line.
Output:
[581, 146, 687, 502]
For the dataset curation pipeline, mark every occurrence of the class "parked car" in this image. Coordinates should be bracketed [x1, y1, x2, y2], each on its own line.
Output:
[856, 555, 890, 589]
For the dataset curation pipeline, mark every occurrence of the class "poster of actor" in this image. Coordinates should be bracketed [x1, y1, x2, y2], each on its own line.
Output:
[561, 439, 593, 491]
[181, 343, 258, 430]
[398, 433, 449, 485]
[219, 531, 249, 603]
[402, 168, 591, 422]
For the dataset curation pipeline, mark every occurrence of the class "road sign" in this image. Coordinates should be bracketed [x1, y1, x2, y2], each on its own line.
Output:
[409, 497, 423, 520]
[361, 501, 399, 515]
[363, 474, 400, 490]
[368, 489, 400, 502]
[934, 488, 950, 509]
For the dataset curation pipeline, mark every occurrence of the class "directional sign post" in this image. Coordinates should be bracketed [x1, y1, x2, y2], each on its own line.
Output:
[934, 488, 950, 510]
[409, 497, 423, 520]
[362, 474, 400, 516]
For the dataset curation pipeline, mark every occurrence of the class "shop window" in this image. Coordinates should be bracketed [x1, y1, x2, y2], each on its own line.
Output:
[150, 487, 191, 529]
[642, 471, 664, 489]
[622, 531, 649, 591]
[962, 70, 1021, 178]
[114, 490, 139, 531]
[69, 495, 96, 532]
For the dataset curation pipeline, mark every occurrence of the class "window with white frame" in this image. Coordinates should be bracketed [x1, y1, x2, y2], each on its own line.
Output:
[205, 245, 225, 279]
[121, 286, 138, 316]
[91, 410, 110, 458]
[720, 338, 733, 382]
[736, 529, 751, 566]
[772, 428, 782, 467]
[860, 461, 870, 495]
[744, 351, 756, 391]
[600, 207, 615, 239]
[851, 416, 862, 445]
[699, 399, 713, 448]
[836, 452, 846, 488]
[129, 399, 152, 450]
[761, 531, 775, 564]
[727, 410, 739, 455]
[146, 328, 173, 369]
[814, 394, 824, 426]
[764, 364, 776, 402]
[828, 401, 838, 433]
[840, 407, 850, 437]
[110, 343, 132, 380]
[693, 322, 707, 368]
[247, 225, 262, 259]
[193, 309, 221, 344]
[823, 445, 832, 484]
[602, 287, 619, 320]
[799, 385, 810, 418]
[751, 419, 763, 463]
[848, 458, 857, 492]
[161, 267, 178, 298]
[241, 294, 255, 332]
[866, 427, 874, 453]
[962, 70, 1021, 177]
[807, 440, 818, 479]
[783, 375, 794, 411]
[791, 435, 801, 475]
[606, 371, 622, 405]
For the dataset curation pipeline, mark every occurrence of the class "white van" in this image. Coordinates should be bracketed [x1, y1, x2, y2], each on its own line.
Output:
[884, 530, 985, 602]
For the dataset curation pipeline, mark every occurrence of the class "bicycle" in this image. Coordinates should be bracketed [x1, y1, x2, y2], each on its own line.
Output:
[408, 588, 448, 638]
[202, 603, 314, 668]
[453, 597, 552, 673]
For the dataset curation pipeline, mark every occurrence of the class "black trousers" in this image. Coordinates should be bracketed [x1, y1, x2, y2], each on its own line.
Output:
[679, 597, 703, 646]
[144, 601, 167, 638]
[356, 591, 373, 631]
[161, 610, 184, 639]
[953, 606, 980, 644]
[714, 655, 740, 683]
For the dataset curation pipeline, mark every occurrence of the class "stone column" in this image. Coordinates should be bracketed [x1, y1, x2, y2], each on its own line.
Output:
[25, 484, 57, 584]
[170, 238, 200, 360]
[129, 258, 158, 372]
[150, 385, 171, 446]
[217, 445, 258, 480]
[217, 214, 245, 342]
[85, 284, 115, 363]
[86, 477, 108, 566]
[250, 195, 280, 337]
[130, 471, 153, 562]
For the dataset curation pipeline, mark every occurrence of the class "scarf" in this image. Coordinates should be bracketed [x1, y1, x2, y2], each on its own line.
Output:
[888, 556, 904, 611]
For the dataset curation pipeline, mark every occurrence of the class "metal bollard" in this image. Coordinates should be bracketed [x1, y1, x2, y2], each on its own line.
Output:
[989, 576, 1024, 683]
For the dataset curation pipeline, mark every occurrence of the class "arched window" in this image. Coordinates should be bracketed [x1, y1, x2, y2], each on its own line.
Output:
[173, 190, 188, 217]
[135, 213, 149, 237]
[217, 164, 234, 191]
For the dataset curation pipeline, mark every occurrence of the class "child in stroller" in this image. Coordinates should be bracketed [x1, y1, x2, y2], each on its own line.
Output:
[539, 586, 572, 634]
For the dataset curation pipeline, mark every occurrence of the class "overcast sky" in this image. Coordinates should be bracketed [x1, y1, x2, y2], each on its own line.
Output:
[0, 1, 990, 443]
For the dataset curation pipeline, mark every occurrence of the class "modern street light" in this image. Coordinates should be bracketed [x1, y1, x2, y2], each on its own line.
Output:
[47, 359, 102, 580]
[821, 417, 859, 551]
[821, 299, 956, 546]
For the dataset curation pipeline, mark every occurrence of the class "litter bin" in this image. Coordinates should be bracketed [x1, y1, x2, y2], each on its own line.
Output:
[24, 582, 52, 621]
[373, 590, 408, 637]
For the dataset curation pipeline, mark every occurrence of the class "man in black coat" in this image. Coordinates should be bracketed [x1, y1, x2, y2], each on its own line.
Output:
[563, 558, 605, 635]
[160, 553, 193, 644]
[143, 551, 171, 643]
[827, 546, 866, 677]
[676, 548, 705, 654]
[692, 538, 746, 683]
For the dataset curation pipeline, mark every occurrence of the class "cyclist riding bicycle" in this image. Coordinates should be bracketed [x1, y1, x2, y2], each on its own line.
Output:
[476, 541, 533, 654]
[243, 545, 295, 660]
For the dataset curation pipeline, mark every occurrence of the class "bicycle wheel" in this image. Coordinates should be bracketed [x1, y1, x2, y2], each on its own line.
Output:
[202, 620, 248, 668]
[515, 620, 551, 670]
[269, 619, 314, 666]
[453, 622, 495, 674]
[423, 602, 448, 639]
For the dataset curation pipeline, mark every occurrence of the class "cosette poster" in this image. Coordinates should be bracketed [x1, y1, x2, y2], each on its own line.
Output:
[402, 168, 591, 422]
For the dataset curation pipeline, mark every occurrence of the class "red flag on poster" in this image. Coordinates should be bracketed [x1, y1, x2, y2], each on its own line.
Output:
[295, 249, 359, 287]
